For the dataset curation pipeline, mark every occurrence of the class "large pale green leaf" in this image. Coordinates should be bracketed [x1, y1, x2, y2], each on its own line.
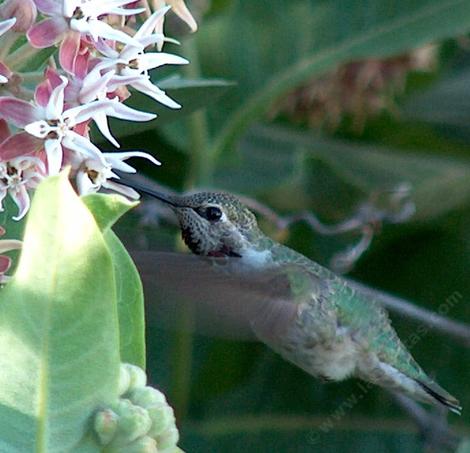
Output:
[199, 0, 470, 159]
[0, 174, 121, 452]
[82, 194, 145, 368]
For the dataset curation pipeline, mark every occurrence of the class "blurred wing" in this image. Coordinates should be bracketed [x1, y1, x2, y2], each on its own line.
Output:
[132, 251, 303, 341]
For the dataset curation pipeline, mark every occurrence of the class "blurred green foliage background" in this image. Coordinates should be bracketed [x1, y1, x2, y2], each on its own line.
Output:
[109, 1, 470, 451]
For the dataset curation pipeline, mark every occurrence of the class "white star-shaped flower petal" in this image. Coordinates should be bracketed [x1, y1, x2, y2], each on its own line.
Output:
[76, 151, 160, 197]
[0, 156, 45, 220]
[95, 8, 188, 108]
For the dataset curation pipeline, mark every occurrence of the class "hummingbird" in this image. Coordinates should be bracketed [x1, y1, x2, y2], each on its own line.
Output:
[123, 179, 462, 414]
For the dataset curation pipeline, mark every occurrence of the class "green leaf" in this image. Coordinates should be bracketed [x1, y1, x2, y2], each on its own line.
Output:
[158, 75, 235, 91]
[105, 230, 146, 368]
[0, 173, 120, 452]
[214, 125, 470, 221]
[154, 77, 235, 126]
[91, 77, 234, 143]
[6, 44, 56, 72]
[18, 47, 56, 72]
[203, 0, 470, 158]
[404, 65, 470, 127]
[82, 193, 138, 232]
[82, 193, 145, 368]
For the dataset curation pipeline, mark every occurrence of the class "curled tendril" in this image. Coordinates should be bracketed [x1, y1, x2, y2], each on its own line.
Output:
[241, 182, 415, 273]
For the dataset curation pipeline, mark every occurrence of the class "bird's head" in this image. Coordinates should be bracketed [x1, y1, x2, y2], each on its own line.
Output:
[150, 190, 264, 257]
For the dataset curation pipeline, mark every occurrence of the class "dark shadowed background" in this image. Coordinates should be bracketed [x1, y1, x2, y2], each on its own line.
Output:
[103, 1, 470, 451]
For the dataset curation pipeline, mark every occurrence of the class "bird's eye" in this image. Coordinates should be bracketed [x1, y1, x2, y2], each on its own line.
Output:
[204, 206, 223, 222]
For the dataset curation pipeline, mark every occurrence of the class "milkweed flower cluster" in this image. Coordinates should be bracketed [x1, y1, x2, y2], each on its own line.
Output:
[0, 0, 197, 220]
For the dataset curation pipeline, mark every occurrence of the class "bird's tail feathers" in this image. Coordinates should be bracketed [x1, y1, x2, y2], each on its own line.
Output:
[358, 361, 462, 415]
[416, 379, 462, 415]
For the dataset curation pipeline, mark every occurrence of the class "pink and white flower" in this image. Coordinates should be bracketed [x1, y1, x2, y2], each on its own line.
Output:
[152, 0, 197, 38]
[0, 156, 46, 220]
[0, 17, 16, 37]
[0, 76, 156, 174]
[36, 67, 155, 147]
[95, 8, 187, 108]
[0, 0, 36, 32]
[75, 150, 160, 198]
[0, 0, 195, 221]
[27, 0, 144, 72]
[0, 18, 16, 83]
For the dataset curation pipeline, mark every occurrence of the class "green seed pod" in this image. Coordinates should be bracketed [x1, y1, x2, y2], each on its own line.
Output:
[129, 386, 167, 409]
[156, 426, 179, 452]
[123, 363, 147, 392]
[118, 364, 132, 396]
[93, 408, 119, 445]
[110, 399, 152, 444]
[147, 403, 175, 438]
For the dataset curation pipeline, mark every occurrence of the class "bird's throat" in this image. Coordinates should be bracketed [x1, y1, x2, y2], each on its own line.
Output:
[181, 227, 241, 258]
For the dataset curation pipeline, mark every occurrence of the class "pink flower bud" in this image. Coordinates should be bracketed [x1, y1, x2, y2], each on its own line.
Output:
[0, 0, 37, 32]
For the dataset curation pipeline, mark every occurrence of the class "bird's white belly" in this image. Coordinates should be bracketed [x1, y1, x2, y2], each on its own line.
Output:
[240, 248, 272, 268]
[278, 326, 358, 381]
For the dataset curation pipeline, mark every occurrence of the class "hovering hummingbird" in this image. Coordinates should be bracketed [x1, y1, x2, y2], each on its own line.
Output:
[123, 180, 461, 414]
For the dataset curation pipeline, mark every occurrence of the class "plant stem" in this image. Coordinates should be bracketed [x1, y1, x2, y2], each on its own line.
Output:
[391, 392, 460, 450]
[170, 296, 194, 420]
[170, 35, 211, 420]
[349, 281, 470, 347]
[184, 38, 210, 188]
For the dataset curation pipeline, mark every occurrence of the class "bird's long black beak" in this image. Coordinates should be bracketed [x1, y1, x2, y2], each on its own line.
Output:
[112, 173, 180, 208]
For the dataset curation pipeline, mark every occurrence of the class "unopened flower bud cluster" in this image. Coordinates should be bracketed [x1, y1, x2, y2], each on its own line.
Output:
[94, 364, 182, 453]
